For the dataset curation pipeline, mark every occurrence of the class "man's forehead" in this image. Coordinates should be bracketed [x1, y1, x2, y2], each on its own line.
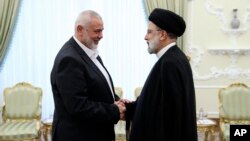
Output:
[148, 21, 158, 29]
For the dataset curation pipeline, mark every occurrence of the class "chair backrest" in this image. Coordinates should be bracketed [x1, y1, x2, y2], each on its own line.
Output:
[186, 55, 191, 61]
[218, 83, 250, 141]
[115, 87, 123, 98]
[134, 87, 142, 99]
[2, 82, 42, 122]
[219, 83, 250, 121]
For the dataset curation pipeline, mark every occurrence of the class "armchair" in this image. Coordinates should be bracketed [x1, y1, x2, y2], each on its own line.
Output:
[114, 87, 126, 141]
[218, 82, 250, 141]
[115, 87, 123, 98]
[0, 82, 43, 141]
[134, 87, 142, 99]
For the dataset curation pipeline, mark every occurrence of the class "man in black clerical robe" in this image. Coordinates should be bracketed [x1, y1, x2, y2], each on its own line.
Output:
[125, 8, 198, 141]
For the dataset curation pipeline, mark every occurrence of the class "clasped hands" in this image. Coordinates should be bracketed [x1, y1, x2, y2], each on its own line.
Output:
[114, 99, 131, 120]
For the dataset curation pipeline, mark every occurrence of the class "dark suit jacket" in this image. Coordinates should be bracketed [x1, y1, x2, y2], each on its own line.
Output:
[51, 37, 120, 141]
[126, 45, 197, 141]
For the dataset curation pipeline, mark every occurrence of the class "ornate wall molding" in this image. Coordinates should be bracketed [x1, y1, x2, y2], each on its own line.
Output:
[204, 0, 226, 27]
[187, 44, 250, 80]
[204, 0, 250, 37]
[186, 1, 250, 80]
[208, 48, 250, 64]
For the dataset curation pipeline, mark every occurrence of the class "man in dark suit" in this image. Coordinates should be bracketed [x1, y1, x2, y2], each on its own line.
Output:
[50, 10, 126, 141]
[126, 8, 198, 141]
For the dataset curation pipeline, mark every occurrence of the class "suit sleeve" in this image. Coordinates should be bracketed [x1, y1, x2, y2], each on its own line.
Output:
[55, 56, 120, 124]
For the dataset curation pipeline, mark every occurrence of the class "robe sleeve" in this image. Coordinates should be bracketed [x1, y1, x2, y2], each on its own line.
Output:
[161, 61, 185, 139]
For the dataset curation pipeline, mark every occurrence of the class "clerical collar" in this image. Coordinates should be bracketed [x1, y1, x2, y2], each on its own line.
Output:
[156, 42, 176, 59]
[73, 36, 99, 59]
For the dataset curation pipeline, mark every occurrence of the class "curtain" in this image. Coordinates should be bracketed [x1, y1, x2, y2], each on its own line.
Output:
[143, 0, 186, 50]
[0, 0, 156, 119]
[0, 0, 20, 64]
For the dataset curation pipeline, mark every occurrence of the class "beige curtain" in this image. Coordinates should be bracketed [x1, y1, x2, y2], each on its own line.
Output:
[0, 0, 20, 64]
[143, 0, 186, 50]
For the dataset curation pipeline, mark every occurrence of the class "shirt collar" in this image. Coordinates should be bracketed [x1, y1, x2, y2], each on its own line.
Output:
[73, 36, 99, 59]
[156, 42, 176, 59]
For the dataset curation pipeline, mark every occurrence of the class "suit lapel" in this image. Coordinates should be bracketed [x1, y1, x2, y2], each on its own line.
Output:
[97, 56, 115, 95]
[68, 37, 114, 97]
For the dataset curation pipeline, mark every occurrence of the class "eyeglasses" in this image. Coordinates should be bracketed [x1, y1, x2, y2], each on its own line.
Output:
[146, 29, 162, 34]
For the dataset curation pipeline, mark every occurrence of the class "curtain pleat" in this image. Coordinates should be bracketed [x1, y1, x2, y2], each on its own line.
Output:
[0, 0, 20, 64]
[0, 0, 156, 119]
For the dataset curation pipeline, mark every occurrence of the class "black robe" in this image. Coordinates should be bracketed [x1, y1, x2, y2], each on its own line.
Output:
[126, 45, 197, 141]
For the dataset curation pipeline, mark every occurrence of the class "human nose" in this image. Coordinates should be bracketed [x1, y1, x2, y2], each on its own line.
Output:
[144, 34, 148, 40]
[98, 32, 103, 39]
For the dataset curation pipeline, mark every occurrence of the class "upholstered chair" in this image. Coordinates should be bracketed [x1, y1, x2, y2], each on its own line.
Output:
[186, 55, 191, 61]
[0, 82, 43, 141]
[134, 87, 142, 99]
[114, 87, 126, 141]
[218, 83, 250, 141]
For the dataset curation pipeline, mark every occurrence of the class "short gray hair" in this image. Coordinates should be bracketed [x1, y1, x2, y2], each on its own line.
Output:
[75, 10, 102, 30]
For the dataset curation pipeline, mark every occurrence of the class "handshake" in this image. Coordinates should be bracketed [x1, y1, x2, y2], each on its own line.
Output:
[114, 99, 132, 120]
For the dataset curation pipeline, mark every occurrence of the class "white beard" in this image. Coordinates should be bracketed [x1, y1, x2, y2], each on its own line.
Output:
[83, 31, 98, 49]
[147, 39, 159, 54]
[90, 42, 98, 49]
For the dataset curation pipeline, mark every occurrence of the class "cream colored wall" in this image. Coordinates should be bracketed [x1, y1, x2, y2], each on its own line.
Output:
[184, 0, 250, 118]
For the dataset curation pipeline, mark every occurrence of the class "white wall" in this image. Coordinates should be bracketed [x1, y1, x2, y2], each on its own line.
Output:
[185, 0, 250, 118]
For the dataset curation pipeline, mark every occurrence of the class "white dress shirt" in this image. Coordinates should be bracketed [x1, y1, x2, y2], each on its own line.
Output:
[73, 36, 115, 100]
[156, 42, 176, 59]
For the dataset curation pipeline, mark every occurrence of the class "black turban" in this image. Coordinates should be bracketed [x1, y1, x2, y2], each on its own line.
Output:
[149, 8, 186, 37]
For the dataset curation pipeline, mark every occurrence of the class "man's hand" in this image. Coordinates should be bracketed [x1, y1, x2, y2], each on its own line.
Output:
[114, 101, 126, 120]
